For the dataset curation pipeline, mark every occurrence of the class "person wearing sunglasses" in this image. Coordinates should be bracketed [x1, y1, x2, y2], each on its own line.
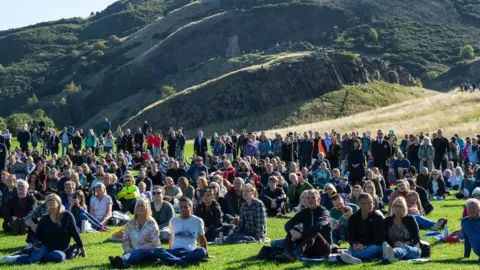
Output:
[150, 186, 174, 242]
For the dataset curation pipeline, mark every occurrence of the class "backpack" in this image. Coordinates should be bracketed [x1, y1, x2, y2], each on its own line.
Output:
[107, 211, 130, 226]
[419, 240, 431, 258]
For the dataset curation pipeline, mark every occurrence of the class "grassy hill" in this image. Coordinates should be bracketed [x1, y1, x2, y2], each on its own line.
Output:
[267, 91, 480, 137]
[2, 0, 480, 130]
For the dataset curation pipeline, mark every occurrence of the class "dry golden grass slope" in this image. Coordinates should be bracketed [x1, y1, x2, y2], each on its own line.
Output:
[266, 91, 480, 137]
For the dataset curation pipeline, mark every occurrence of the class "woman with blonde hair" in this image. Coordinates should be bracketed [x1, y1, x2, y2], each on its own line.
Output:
[109, 198, 160, 268]
[418, 137, 434, 172]
[363, 181, 380, 210]
[2, 193, 86, 263]
[382, 197, 421, 263]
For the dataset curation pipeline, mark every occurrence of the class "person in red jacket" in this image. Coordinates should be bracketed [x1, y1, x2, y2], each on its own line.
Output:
[153, 132, 162, 157]
[146, 132, 155, 157]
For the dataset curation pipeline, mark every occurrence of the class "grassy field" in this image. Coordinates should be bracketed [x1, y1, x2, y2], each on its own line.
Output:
[0, 196, 478, 269]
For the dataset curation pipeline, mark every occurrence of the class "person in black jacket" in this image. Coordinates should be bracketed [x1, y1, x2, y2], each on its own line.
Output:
[432, 129, 450, 171]
[298, 133, 313, 169]
[339, 193, 385, 264]
[176, 130, 186, 160]
[427, 170, 446, 199]
[17, 126, 31, 154]
[260, 176, 287, 217]
[273, 189, 332, 262]
[194, 131, 208, 160]
[72, 131, 83, 153]
[224, 178, 245, 223]
[407, 178, 433, 215]
[122, 129, 134, 154]
[194, 188, 223, 242]
[348, 139, 366, 186]
[142, 121, 151, 135]
[3, 180, 37, 234]
[133, 128, 144, 153]
[371, 130, 392, 186]
[167, 131, 177, 158]
[382, 196, 421, 263]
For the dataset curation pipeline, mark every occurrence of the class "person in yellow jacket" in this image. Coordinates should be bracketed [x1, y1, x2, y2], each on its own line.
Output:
[117, 174, 140, 214]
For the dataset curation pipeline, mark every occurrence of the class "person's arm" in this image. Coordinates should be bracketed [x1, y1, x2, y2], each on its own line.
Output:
[212, 205, 223, 229]
[198, 234, 208, 257]
[347, 214, 357, 246]
[234, 206, 245, 232]
[117, 187, 127, 199]
[172, 187, 183, 200]
[159, 203, 174, 229]
[122, 222, 135, 254]
[462, 220, 471, 258]
[255, 201, 267, 240]
[408, 216, 421, 246]
[372, 215, 386, 245]
[67, 212, 86, 256]
[102, 200, 112, 224]
[144, 222, 161, 250]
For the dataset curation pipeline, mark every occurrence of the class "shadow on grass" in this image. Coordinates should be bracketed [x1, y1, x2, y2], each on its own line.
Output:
[440, 204, 466, 208]
[434, 258, 479, 265]
[0, 246, 23, 254]
[63, 263, 111, 269]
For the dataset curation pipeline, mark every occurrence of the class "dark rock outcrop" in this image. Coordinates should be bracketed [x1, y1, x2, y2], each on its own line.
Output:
[124, 51, 413, 133]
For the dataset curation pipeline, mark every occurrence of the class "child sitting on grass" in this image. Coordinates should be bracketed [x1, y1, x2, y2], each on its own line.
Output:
[332, 206, 352, 244]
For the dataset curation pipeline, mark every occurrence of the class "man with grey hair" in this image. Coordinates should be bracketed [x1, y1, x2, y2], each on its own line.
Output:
[3, 180, 37, 235]
[462, 198, 480, 262]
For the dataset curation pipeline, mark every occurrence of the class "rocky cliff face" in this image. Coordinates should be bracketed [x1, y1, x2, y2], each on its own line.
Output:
[124, 51, 413, 133]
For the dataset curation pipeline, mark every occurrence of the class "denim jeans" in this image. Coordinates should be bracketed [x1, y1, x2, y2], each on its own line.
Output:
[225, 232, 257, 244]
[154, 247, 206, 267]
[75, 212, 102, 231]
[348, 245, 382, 260]
[413, 214, 436, 230]
[61, 143, 69, 157]
[121, 249, 157, 267]
[270, 238, 302, 258]
[393, 245, 421, 260]
[16, 245, 66, 264]
[178, 149, 184, 160]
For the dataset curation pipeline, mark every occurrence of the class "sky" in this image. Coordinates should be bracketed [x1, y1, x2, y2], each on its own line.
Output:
[0, 0, 118, 31]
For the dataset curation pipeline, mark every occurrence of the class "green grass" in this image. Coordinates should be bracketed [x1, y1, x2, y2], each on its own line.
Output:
[1, 197, 479, 269]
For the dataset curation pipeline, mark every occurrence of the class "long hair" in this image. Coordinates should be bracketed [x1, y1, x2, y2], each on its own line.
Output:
[134, 197, 152, 221]
[45, 193, 65, 227]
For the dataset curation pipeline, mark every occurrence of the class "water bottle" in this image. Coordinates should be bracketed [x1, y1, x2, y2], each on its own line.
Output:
[443, 223, 449, 238]
[219, 231, 224, 244]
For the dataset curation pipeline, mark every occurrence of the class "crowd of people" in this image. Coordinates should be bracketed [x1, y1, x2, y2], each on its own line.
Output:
[0, 123, 479, 267]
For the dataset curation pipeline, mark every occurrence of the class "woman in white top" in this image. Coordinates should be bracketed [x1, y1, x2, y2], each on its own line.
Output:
[450, 167, 464, 191]
[89, 183, 112, 224]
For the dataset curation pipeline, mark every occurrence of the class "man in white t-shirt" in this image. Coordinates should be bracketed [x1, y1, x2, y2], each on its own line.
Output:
[154, 197, 208, 266]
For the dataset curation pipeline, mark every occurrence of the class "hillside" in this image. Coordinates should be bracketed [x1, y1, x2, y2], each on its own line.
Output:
[123, 51, 415, 134]
[2, 0, 480, 129]
[267, 91, 480, 137]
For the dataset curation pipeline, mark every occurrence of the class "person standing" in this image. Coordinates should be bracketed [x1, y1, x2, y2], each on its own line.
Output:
[371, 130, 392, 186]
[134, 128, 145, 153]
[103, 118, 111, 135]
[176, 130, 186, 160]
[154, 197, 208, 267]
[17, 125, 31, 154]
[59, 127, 73, 157]
[432, 129, 450, 171]
[194, 131, 208, 160]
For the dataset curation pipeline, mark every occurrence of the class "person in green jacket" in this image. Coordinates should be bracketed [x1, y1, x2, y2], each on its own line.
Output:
[313, 162, 332, 188]
[117, 174, 139, 214]
[84, 129, 97, 151]
[287, 173, 313, 211]
[418, 137, 435, 173]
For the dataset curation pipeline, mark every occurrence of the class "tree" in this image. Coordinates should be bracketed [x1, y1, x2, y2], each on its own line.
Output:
[62, 81, 81, 95]
[70, 50, 80, 59]
[91, 50, 105, 58]
[460, 45, 474, 59]
[93, 41, 107, 50]
[161, 85, 175, 99]
[413, 78, 423, 88]
[109, 35, 121, 47]
[7, 113, 32, 134]
[90, 11, 95, 16]
[0, 117, 7, 132]
[126, 2, 135, 11]
[32, 109, 55, 129]
[27, 93, 39, 105]
[366, 28, 378, 42]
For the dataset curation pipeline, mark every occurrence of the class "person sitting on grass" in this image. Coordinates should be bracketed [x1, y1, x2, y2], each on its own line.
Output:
[3, 180, 37, 235]
[260, 176, 287, 217]
[109, 198, 160, 269]
[154, 197, 208, 267]
[138, 182, 152, 201]
[150, 186, 174, 242]
[339, 193, 385, 265]
[1, 193, 86, 264]
[382, 197, 421, 263]
[89, 183, 112, 225]
[313, 162, 331, 189]
[117, 174, 140, 214]
[407, 178, 433, 215]
[226, 183, 267, 243]
[389, 152, 410, 180]
[164, 177, 183, 205]
[320, 183, 337, 211]
[347, 185, 363, 205]
[427, 169, 446, 200]
[273, 189, 333, 262]
[287, 173, 313, 212]
[67, 190, 109, 233]
[462, 198, 480, 263]
[332, 206, 353, 244]
[194, 188, 224, 242]
[388, 180, 446, 231]
[462, 188, 480, 218]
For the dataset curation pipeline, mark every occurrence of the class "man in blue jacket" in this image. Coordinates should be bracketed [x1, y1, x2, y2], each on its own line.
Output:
[462, 198, 480, 262]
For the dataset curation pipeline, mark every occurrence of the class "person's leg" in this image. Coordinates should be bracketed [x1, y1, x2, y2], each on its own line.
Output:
[401, 246, 421, 260]
[15, 248, 46, 264]
[413, 215, 436, 229]
[42, 250, 66, 263]
[159, 227, 170, 242]
[300, 233, 331, 258]
[441, 158, 448, 172]
[153, 248, 187, 267]
[78, 213, 101, 230]
[181, 248, 207, 264]
[123, 249, 155, 267]
[434, 158, 441, 170]
[349, 245, 382, 260]
[271, 239, 286, 249]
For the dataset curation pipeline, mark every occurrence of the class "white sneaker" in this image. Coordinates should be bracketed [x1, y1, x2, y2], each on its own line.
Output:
[1, 255, 20, 263]
[382, 242, 388, 259]
[25, 243, 33, 249]
[385, 244, 398, 263]
[340, 253, 362, 264]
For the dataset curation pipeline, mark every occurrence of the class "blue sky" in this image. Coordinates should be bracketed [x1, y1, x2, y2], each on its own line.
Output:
[0, 0, 117, 31]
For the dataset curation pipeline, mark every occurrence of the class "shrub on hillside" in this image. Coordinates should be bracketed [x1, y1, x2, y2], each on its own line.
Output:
[413, 78, 423, 88]
[91, 50, 105, 58]
[339, 52, 357, 66]
[460, 45, 474, 59]
[366, 28, 378, 42]
[0, 117, 7, 132]
[27, 93, 39, 106]
[109, 35, 122, 46]
[161, 85, 175, 99]
[93, 41, 107, 50]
